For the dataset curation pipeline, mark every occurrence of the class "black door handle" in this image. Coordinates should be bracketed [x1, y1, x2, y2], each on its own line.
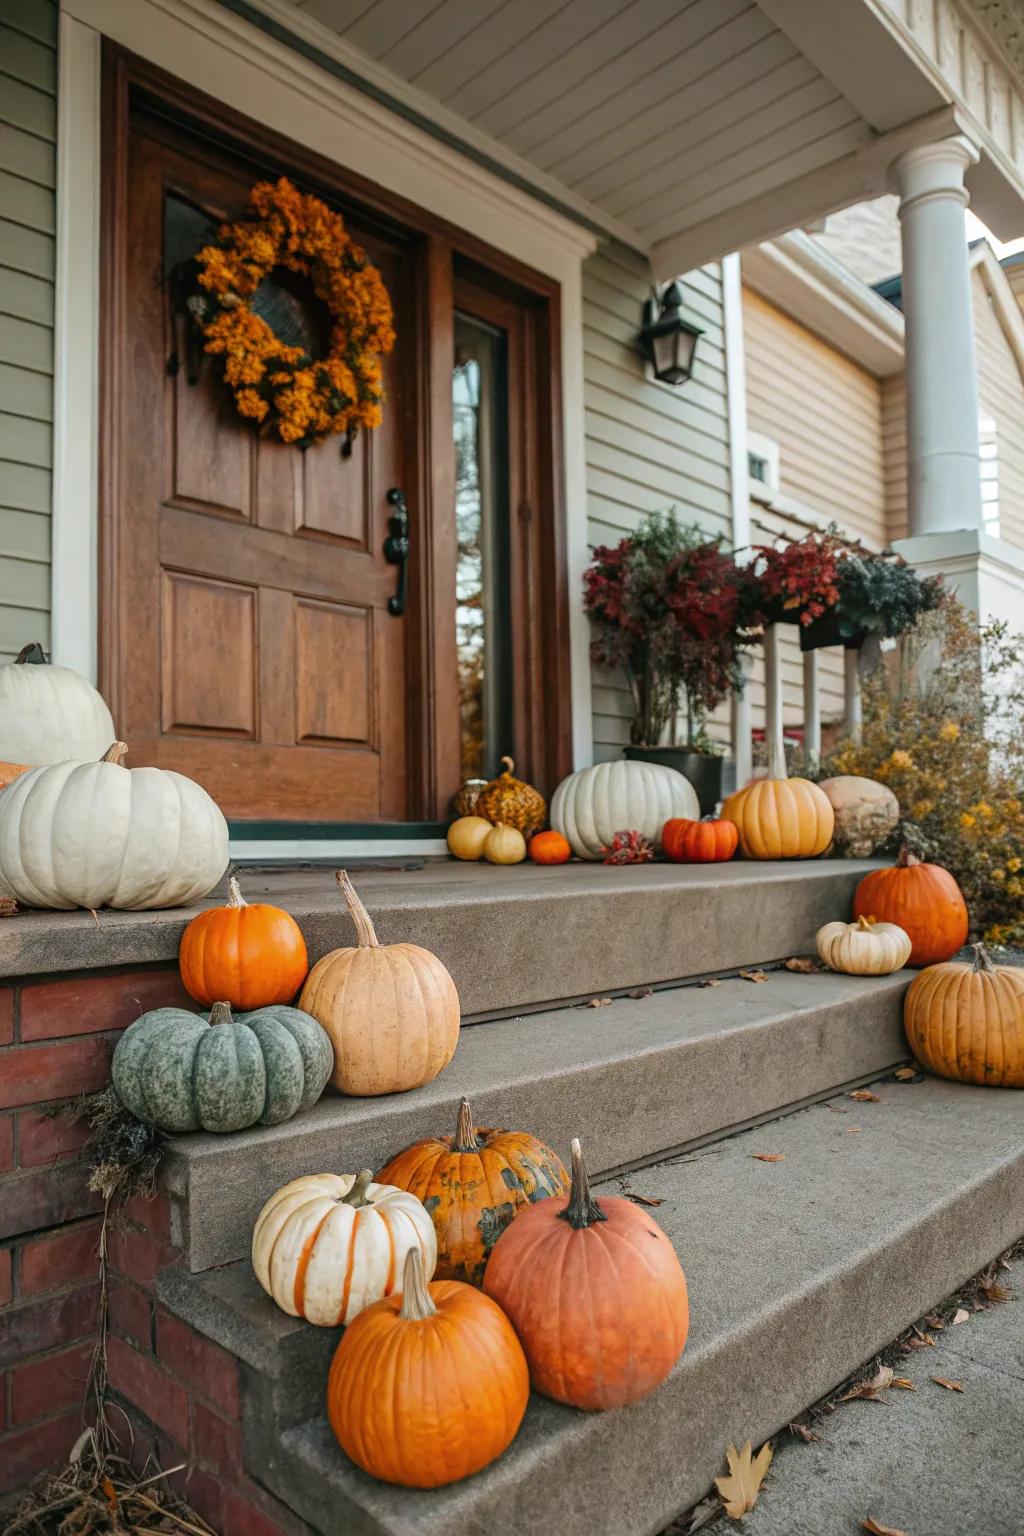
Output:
[383, 488, 409, 617]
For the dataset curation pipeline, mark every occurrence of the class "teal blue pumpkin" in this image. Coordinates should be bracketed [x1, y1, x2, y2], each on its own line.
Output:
[111, 1001, 333, 1134]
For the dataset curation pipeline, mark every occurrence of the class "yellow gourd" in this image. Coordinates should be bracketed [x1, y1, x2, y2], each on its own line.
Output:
[482, 824, 526, 865]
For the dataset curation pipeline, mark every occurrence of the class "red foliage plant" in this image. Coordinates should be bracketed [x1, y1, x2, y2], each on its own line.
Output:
[752, 531, 843, 628]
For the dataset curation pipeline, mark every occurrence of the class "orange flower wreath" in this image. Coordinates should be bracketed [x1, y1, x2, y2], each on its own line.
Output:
[189, 177, 395, 448]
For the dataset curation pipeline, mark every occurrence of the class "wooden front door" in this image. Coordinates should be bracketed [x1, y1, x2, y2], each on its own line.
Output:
[106, 110, 415, 821]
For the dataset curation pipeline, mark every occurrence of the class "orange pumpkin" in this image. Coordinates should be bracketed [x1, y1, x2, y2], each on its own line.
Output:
[529, 829, 571, 865]
[904, 943, 1024, 1087]
[475, 756, 547, 835]
[179, 876, 308, 1009]
[327, 1246, 529, 1488]
[853, 846, 968, 967]
[0, 762, 29, 791]
[721, 712, 833, 860]
[377, 1097, 568, 1286]
[483, 1138, 688, 1410]
[662, 816, 738, 864]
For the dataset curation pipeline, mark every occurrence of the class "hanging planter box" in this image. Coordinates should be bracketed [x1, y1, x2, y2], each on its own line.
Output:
[799, 611, 867, 653]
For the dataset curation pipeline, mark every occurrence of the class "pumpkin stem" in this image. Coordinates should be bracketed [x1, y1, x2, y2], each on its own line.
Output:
[342, 1169, 374, 1208]
[452, 1097, 480, 1152]
[227, 875, 247, 910]
[971, 943, 996, 974]
[101, 742, 129, 766]
[855, 915, 875, 932]
[335, 870, 379, 948]
[398, 1247, 437, 1322]
[559, 1137, 607, 1230]
[208, 1001, 233, 1027]
[897, 845, 921, 869]
[14, 643, 47, 665]
[500, 755, 515, 776]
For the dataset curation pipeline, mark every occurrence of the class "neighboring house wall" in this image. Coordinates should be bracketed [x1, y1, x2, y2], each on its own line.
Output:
[583, 245, 732, 759]
[973, 266, 1024, 552]
[881, 372, 908, 541]
[0, 0, 56, 666]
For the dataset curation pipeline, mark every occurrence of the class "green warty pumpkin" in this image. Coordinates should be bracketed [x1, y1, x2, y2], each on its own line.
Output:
[111, 1001, 334, 1134]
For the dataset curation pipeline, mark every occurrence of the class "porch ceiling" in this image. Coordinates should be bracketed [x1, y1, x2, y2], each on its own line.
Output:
[253, 0, 1024, 271]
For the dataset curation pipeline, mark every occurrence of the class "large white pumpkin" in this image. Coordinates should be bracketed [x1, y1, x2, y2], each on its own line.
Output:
[551, 759, 699, 860]
[252, 1170, 437, 1326]
[0, 743, 228, 910]
[0, 645, 116, 765]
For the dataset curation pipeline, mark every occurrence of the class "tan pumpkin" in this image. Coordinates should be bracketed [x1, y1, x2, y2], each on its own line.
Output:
[475, 756, 546, 835]
[482, 823, 526, 865]
[252, 1169, 437, 1325]
[818, 775, 899, 858]
[721, 691, 833, 860]
[904, 944, 1024, 1087]
[816, 915, 912, 976]
[446, 816, 492, 861]
[298, 871, 460, 1097]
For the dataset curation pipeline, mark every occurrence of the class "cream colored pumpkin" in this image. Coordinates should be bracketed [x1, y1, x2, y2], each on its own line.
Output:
[482, 823, 526, 865]
[252, 1169, 437, 1326]
[551, 760, 699, 861]
[447, 816, 491, 860]
[0, 644, 116, 765]
[299, 871, 460, 1096]
[818, 775, 899, 858]
[0, 743, 228, 911]
[816, 915, 912, 976]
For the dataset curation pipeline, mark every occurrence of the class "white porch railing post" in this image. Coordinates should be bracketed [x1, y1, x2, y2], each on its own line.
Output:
[844, 648, 862, 744]
[764, 624, 784, 774]
[731, 652, 753, 791]
[802, 649, 821, 770]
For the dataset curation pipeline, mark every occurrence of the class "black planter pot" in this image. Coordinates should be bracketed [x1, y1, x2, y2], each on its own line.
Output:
[623, 746, 725, 816]
[799, 611, 868, 652]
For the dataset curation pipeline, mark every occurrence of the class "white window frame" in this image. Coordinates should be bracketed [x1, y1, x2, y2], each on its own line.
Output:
[747, 431, 781, 504]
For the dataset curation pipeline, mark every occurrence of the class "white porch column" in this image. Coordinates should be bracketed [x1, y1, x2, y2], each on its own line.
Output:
[844, 650, 862, 744]
[891, 137, 982, 537]
[802, 651, 820, 770]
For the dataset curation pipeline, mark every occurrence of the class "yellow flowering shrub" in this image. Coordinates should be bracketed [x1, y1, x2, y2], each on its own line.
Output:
[823, 599, 1024, 945]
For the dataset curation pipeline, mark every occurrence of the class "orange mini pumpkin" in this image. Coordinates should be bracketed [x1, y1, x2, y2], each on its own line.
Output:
[327, 1247, 529, 1488]
[179, 876, 308, 1009]
[483, 1138, 689, 1410]
[529, 830, 571, 865]
[662, 816, 738, 864]
[853, 846, 968, 967]
[904, 944, 1024, 1087]
[377, 1097, 568, 1285]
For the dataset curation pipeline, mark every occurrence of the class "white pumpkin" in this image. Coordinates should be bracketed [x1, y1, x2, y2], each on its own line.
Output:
[816, 915, 912, 976]
[252, 1169, 437, 1326]
[0, 742, 228, 910]
[551, 759, 699, 860]
[0, 644, 116, 765]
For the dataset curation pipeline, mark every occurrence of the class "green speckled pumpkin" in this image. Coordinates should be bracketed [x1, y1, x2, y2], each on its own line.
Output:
[111, 1001, 333, 1134]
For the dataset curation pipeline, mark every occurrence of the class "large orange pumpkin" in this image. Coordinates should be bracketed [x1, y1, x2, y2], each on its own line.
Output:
[377, 1097, 568, 1285]
[327, 1246, 529, 1487]
[662, 816, 738, 864]
[853, 846, 968, 967]
[483, 1138, 689, 1410]
[720, 709, 833, 860]
[179, 876, 308, 1009]
[904, 943, 1024, 1087]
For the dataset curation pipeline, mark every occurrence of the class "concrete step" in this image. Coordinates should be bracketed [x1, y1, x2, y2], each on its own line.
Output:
[156, 1075, 1024, 1536]
[2, 858, 880, 1015]
[163, 968, 910, 1270]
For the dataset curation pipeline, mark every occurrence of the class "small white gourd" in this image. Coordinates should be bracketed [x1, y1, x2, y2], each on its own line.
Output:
[816, 915, 912, 976]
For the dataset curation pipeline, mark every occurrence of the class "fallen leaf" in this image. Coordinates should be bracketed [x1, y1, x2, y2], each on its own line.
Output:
[840, 1365, 894, 1402]
[850, 1089, 881, 1102]
[101, 1476, 118, 1514]
[741, 969, 769, 983]
[784, 955, 819, 973]
[788, 1421, 821, 1442]
[862, 1518, 909, 1536]
[824, 1103, 848, 1113]
[893, 1065, 923, 1081]
[913, 1326, 935, 1344]
[931, 1377, 965, 1392]
[0, 896, 19, 917]
[846, 1126, 863, 1134]
[629, 987, 653, 1000]
[905, 1334, 935, 1351]
[981, 1280, 1012, 1303]
[891, 1377, 916, 1391]
[624, 1192, 663, 1207]
[714, 1440, 773, 1518]
[925, 1314, 945, 1329]
[752, 1153, 785, 1162]
[686, 1496, 725, 1533]
[951, 1308, 970, 1325]
[584, 997, 613, 1008]
[700, 977, 723, 988]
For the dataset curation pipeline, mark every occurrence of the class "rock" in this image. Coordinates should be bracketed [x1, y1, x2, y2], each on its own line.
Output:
[819, 776, 899, 858]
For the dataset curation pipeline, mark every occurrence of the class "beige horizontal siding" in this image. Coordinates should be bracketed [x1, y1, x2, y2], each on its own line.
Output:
[881, 373, 907, 542]
[973, 269, 1024, 552]
[0, 0, 56, 665]
[584, 244, 732, 760]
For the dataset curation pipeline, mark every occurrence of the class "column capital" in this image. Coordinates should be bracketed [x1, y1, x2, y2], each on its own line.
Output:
[889, 134, 981, 213]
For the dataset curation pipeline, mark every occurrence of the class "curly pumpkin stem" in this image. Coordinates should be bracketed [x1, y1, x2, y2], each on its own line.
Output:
[499, 756, 515, 776]
[897, 845, 922, 869]
[559, 1137, 607, 1230]
[227, 875, 248, 909]
[342, 1168, 374, 1208]
[399, 1246, 436, 1321]
[335, 870, 379, 949]
[208, 1001, 233, 1027]
[971, 943, 996, 974]
[452, 1096, 481, 1153]
[15, 642, 47, 665]
[101, 742, 129, 766]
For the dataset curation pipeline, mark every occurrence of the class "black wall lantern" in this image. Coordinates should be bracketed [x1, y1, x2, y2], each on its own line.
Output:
[639, 280, 703, 386]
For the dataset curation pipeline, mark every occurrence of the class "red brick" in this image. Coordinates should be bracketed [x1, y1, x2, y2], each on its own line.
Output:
[0, 1283, 99, 1369]
[0, 989, 12, 1046]
[0, 1160, 100, 1242]
[106, 1335, 189, 1446]
[20, 969, 190, 1041]
[0, 1035, 115, 1110]
[192, 1397, 243, 1478]
[0, 1409, 82, 1494]
[221, 1483, 296, 1536]
[11, 1338, 93, 1424]
[108, 1276, 152, 1348]
[17, 1103, 90, 1166]
[180, 1466, 225, 1531]
[0, 1114, 14, 1174]
[122, 1189, 174, 1244]
[108, 1221, 177, 1287]
[20, 1219, 101, 1296]
[0, 1248, 11, 1307]
[156, 1308, 241, 1418]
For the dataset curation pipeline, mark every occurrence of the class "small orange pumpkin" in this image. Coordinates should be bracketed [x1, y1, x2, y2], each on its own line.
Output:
[0, 762, 29, 791]
[377, 1097, 568, 1285]
[529, 829, 571, 865]
[853, 846, 968, 967]
[662, 816, 738, 864]
[179, 876, 308, 1009]
[483, 1138, 689, 1410]
[904, 943, 1024, 1087]
[327, 1246, 529, 1488]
